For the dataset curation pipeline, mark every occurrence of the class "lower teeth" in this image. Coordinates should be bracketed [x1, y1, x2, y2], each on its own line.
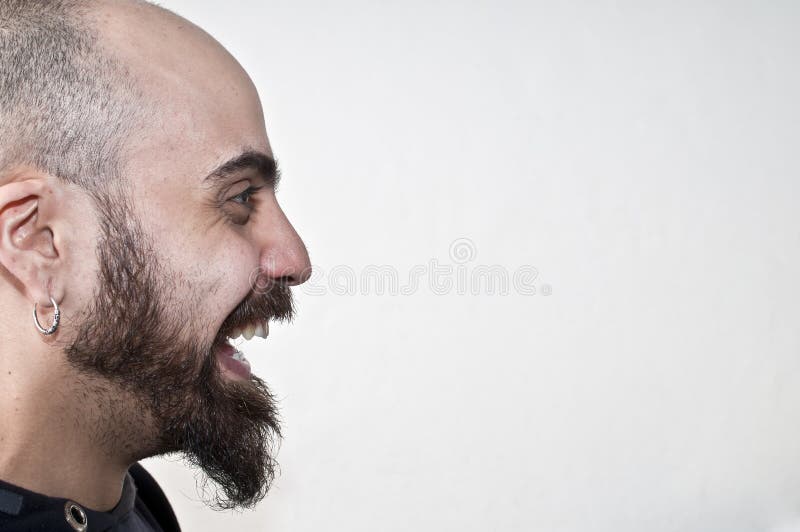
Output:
[232, 350, 246, 362]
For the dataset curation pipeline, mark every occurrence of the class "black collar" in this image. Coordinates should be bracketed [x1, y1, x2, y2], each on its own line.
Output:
[0, 469, 138, 531]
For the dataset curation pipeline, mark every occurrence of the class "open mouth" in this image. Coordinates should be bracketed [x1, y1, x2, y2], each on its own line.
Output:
[214, 318, 270, 381]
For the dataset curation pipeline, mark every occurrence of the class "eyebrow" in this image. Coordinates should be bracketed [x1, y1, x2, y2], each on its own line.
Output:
[202, 150, 281, 190]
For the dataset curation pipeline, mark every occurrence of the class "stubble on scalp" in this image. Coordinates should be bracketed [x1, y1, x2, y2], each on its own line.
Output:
[0, 0, 150, 193]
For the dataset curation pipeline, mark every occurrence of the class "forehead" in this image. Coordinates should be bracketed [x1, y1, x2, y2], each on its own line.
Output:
[86, 3, 276, 278]
[94, 1, 272, 188]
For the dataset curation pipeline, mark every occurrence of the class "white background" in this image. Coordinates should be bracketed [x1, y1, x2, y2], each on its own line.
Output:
[143, 1, 800, 531]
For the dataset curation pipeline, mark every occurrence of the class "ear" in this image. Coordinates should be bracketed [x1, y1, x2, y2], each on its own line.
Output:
[0, 172, 64, 307]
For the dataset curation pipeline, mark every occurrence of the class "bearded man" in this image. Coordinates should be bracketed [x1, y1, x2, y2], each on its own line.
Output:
[0, 1, 312, 530]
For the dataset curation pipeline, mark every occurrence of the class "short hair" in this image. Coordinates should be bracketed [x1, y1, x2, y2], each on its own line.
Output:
[0, 0, 144, 191]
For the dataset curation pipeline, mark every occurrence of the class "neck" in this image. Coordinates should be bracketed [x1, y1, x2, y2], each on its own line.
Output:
[0, 350, 151, 511]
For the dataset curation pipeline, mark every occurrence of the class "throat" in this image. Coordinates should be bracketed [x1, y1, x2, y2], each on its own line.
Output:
[0, 371, 141, 511]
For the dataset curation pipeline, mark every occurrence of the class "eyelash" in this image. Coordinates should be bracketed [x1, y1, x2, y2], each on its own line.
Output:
[229, 185, 264, 207]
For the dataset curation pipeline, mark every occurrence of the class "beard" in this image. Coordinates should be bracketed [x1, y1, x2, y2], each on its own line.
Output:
[64, 195, 294, 510]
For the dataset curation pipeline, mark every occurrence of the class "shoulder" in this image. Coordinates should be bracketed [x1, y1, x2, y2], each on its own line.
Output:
[129, 463, 181, 532]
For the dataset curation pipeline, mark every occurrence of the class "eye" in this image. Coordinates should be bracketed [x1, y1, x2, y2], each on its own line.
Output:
[222, 184, 265, 224]
[229, 185, 263, 206]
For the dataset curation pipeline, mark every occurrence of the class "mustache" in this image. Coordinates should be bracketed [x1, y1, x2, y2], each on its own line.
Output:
[217, 278, 295, 340]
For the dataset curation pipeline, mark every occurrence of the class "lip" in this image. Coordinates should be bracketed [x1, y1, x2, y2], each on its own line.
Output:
[215, 340, 252, 380]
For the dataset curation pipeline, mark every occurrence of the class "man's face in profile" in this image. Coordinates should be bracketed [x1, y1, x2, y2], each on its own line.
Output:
[0, 0, 311, 510]
[66, 175, 299, 510]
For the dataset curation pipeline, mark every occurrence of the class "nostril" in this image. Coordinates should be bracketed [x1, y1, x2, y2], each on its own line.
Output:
[280, 274, 300, 287]
[284, 265, 312, 286]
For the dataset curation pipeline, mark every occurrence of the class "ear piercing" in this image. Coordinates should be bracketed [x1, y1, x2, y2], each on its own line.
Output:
[33, 296, 60, 335]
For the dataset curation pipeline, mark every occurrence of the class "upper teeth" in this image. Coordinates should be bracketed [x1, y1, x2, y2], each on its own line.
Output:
[228, 320, 270, 341]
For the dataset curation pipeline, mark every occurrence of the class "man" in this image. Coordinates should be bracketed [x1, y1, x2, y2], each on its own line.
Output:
[0, 0, 311, 530]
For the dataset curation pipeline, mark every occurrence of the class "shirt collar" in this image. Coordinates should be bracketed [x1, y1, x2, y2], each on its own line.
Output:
[0, 469, 138, 531]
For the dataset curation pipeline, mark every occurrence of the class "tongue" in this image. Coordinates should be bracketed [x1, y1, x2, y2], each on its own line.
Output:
[216, 342, 236, 358]
[214, 341, 252, 380]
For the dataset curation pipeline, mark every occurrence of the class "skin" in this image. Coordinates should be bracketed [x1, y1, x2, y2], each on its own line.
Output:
[0, 0, 310, 512]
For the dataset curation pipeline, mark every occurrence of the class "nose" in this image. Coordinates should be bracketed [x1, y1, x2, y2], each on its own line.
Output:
[257, 202, 311, 286]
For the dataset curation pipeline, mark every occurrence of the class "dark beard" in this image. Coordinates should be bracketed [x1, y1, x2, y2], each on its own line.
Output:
[64, 195, 293, 510]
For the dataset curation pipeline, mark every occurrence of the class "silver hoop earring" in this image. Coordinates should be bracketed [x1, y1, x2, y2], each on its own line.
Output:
[33, 296, 60, 336]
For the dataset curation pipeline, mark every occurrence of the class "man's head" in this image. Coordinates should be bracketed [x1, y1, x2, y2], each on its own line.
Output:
[0, 0, 311, 510]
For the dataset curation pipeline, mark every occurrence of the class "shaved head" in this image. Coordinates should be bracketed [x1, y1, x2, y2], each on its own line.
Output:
[0, 0, 265, 188]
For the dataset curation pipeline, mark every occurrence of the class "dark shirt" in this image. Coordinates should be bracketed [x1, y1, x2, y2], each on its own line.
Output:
[0, 463, 180, 531]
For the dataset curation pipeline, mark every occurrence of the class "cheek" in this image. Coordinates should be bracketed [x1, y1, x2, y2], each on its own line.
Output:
[138, 201, 258, 321]
[190, 240, 258, 322]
